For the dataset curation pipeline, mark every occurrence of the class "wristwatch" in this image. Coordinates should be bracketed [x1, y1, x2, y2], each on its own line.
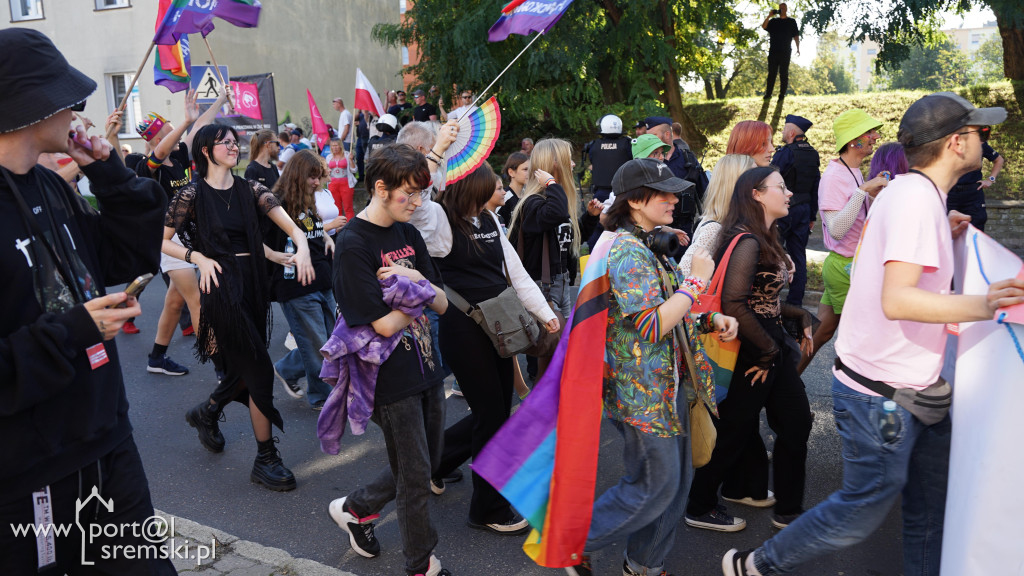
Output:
[988, 175, 997, 183]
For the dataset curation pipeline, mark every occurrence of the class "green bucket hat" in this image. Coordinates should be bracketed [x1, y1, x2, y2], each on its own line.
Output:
[833, 109, 882, 154]
[631, 134, 671, 159]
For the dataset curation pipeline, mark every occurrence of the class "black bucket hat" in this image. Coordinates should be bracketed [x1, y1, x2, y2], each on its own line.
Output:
[0, 28, 97, 133]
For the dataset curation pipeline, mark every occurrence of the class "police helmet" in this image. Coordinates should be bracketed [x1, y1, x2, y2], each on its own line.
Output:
[598, 114, 623, 135]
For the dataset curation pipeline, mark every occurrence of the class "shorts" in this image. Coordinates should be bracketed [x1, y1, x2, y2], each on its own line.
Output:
[160, 233, 198, 273]
[819, 251, 853, 314]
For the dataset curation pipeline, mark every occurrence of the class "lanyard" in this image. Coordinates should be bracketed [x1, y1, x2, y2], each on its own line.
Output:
[0, 166, 86, 304]
[839, 157, 868, 216]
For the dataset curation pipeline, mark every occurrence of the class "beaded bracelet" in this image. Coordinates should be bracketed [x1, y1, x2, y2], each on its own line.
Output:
[683, 275, 708, 294]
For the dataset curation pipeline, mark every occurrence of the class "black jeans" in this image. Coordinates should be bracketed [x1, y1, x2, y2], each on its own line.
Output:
[0, 436, 177, 575]
[765, 52, 792, 99]
[438, 306, 516, 524]
[777, 202, 812, 306]
[946, 182, 987, 231]
[688, 324, 812, 516]
[347, 383, 446, 575]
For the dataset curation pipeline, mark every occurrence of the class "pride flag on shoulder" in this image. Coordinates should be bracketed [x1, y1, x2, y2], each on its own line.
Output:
[472, 230, 611, 568]
[488, 0, 575, 42]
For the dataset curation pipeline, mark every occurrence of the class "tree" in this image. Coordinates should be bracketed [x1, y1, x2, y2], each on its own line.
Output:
[975, 35, 1005, 83]
[801, 0, 1024, 108]
[373, 0, 737, 150]
[886, 35, 973, 90]
[811, 33, 858, 94]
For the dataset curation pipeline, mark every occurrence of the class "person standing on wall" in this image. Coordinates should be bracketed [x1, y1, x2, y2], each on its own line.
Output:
[761, 3, 800, 101]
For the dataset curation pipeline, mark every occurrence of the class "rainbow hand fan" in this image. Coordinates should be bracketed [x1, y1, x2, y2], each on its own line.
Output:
[444, 96, 501, 185]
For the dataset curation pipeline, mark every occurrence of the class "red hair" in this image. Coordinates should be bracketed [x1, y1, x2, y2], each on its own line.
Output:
[726, 120, 773, 157]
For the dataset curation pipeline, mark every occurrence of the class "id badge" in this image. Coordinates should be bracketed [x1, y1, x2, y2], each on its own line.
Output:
[32, 486, 57, 570]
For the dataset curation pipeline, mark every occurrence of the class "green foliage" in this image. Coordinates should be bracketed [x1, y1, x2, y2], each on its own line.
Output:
[810, 33, 857, 94]
[686, 81, 1024, 200]
[372, 0, 750, 147]
[975, 35, 1005, 83]
[885, 35, 972, 91]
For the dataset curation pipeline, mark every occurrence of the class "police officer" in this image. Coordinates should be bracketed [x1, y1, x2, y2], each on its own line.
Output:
[643, 116, 708, 236]
[365, 113, 398, 159]
[582, 114, 633, 203]
[946, 134, 1004, 231]
[582, 114, 633, 248]
[772, 114, 820, 306]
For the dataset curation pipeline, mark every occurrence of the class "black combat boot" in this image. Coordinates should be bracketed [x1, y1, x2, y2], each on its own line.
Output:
[251, 437, 296, 491]
[185, 400, 225, 453]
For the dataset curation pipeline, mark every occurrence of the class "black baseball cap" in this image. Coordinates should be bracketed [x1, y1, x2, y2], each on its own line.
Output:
[612, 158, 694, 196]
[643, 116, 673, 130]
[898, 92, 1006, 148]
[412, 89, 425, 97]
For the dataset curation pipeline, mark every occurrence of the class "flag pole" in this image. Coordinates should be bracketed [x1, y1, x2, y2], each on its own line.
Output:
[461, 30, 543, 121]
[202, 36, 235, 113]
[106, 41, 156, 140]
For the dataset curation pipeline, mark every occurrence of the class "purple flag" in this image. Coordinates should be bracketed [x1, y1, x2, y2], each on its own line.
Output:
[153, 0, 215, 46]
[213, 0, 261, 29]
[487, 0, 574, 42]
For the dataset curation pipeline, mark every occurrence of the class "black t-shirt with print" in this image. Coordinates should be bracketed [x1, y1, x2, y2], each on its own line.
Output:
[244, 160, 280, 191]
[136, 141, 192, 201]
[333, 217, 444, 405]
[267, 206, 332, 302]
[413, 103, 439, 122]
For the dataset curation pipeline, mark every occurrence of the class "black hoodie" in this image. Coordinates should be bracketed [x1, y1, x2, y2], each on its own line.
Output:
[0, 153, 164, 503]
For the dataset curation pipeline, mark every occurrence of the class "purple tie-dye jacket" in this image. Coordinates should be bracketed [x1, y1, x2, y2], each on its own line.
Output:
[317, 274, 437, 455]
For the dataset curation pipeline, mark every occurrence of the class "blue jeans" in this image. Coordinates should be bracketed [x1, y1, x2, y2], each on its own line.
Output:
[273, 290, 336, 406]
[587, 415, 691, 574]
[755, 377, 950, 575]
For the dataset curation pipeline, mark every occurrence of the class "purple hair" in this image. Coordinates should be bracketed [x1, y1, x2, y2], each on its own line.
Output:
[869, 142, 909, 180]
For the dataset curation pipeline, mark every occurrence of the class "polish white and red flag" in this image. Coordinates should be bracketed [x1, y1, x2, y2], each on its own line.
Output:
[354, 68, 385, 117]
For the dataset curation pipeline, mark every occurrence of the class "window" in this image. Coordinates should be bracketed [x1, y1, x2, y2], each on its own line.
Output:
[95, 0, 130, 9]
[402, 46, 410, 66]
[10, 0, 43, 21]
[867, 49, 877, 55]
[399, 0, 406, 14]
[108, 74, 142, 138]
[971, 34, 981, 45]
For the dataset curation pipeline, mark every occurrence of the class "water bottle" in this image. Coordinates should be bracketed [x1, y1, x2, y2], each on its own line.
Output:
[879, 400, 899, 442]
[283, 238, 296, 280]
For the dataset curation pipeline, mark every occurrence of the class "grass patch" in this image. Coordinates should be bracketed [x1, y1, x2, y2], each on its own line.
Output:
[805, 259, 824, 293]
[685, 82, 1024, 201]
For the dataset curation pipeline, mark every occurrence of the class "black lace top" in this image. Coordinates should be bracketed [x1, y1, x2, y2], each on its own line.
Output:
[164, 176, 280, 361]
[719, 235, 810, 369]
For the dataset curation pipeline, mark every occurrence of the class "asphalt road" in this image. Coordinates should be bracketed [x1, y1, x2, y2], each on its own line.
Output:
[118, 278, 905, 576]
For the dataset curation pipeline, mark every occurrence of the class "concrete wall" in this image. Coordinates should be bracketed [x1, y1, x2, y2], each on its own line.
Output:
[1, 1, 401, 150]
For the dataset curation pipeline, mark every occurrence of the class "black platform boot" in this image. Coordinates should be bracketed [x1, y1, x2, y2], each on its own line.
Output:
[185, 400, 225, 453]
[251, 437, 296, 491]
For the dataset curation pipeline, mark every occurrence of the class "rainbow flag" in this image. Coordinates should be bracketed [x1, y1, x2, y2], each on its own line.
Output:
[153, 0, 259, 45]
[153, 0, 214, 45]
[154, 36, 191, 93]
[472, 230, 613, 568]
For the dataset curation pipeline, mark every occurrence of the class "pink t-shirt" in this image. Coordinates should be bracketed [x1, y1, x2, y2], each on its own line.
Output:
[833, 172, 953, 394]
[819, 159, 866, 257]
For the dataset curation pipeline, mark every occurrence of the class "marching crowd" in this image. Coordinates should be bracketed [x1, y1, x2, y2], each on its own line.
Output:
[3, 27, 1024, 576]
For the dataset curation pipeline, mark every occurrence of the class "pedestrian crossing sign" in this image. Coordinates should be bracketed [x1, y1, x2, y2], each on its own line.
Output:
[190, 65, 229, 103]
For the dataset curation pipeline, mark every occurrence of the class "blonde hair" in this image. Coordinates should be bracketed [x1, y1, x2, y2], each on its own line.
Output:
[508, 138, 580, 254]
[699, 154, 757, 226]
